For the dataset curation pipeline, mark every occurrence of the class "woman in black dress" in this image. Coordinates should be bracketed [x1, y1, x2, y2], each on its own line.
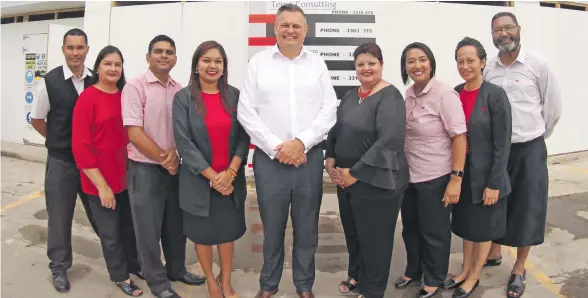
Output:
[172, 41, 250, 298]
[325, 42, 409, 298]
[444, 37, 512, 298]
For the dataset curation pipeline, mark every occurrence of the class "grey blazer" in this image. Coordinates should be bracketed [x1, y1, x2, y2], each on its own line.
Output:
[172, 85, 250, 217]
[455, 81, 512, 203]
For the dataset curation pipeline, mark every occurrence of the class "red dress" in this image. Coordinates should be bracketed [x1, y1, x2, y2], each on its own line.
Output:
[202, 92, 231, 172]
[72, 86, 128, 196]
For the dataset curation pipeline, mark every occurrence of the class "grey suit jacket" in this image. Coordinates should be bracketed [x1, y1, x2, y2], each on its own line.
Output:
[455, 81, 512, 203]
[172, 85, 250, 217]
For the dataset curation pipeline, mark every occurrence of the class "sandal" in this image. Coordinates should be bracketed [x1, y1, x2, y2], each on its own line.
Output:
[506, 270, 526, 298]
[216, 275, 238, 298]
[115, 280, 143, 297]
[339, 277, 358, 293]
[484, 257, 502, 267]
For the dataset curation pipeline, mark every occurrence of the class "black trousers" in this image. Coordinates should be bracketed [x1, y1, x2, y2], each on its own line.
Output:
[45, 155, 99, 274]
[338, 188, 402, 298]
[401, 174, 452, 287]
[127, 160, 187, 294]
[253, 147, 324, 293]
[87, 190, 141, 282]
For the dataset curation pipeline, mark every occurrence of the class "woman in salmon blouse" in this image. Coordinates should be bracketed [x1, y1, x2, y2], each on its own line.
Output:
[72, 45, 143, 297]
[172, 41, 250, 298]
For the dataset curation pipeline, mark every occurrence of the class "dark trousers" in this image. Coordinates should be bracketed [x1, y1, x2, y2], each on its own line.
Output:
[401, 174, 452, 287]
[86, 190, 141, 282]
[338, 188, 402, 298]
[127, 160, 187, 294]
[253, 147, 324, 293]
[45, 155, 99, 274]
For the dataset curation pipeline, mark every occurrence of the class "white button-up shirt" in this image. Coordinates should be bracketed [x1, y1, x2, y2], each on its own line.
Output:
[483, 46, 562, 143]
[31, 65, 93, 119]
[237, 45, 338, 158]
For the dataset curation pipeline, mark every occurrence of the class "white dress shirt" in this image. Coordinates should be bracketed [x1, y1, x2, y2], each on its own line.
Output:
[30, 65, 93, 119]
[484, 46, 562, 143]
[237, 45, 338, 159]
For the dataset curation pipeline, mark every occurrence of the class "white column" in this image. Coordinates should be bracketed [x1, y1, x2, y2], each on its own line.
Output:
[83, 1, 112, 68]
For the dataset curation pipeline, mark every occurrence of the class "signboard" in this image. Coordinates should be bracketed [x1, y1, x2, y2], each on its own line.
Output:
[23, 33, 48, 145]
[248, 1, 377, 100]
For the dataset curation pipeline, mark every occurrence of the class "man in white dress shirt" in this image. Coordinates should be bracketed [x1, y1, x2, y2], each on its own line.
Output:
[30, 28, 99, 293]
[483, 12, 562, 298]
[237, 4, 337, 298]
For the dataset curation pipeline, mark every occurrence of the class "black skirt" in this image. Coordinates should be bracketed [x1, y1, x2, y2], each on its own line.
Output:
[183, 190, 246, 245]
[452, 162, 507, 242]
[495, 136, 549, 247]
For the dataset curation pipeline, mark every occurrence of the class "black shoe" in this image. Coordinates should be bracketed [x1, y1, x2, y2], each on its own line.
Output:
[443, 278, 465, 289]
[155, 289, 181, 298]
[169, 272, 206, 285]
[394, 276, 416, 288]
[418, 287, 440, 298]
[452, 280, 479, 298]
[52, 272, 70, 292]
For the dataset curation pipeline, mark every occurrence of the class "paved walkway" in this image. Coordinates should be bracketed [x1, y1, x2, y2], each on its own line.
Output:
[2, 141, 588, 297]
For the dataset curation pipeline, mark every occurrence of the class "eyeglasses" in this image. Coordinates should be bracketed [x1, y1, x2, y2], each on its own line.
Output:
[492, 25, 517, 35]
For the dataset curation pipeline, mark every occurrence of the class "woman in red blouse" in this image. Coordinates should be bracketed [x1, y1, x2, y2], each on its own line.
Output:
[444, 37, 512, 298]
[72, 46, 143, 297]
[172, 41, 250, 298]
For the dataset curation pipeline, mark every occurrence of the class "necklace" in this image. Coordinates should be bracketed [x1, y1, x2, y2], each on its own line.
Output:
[358, 87, 372, 104]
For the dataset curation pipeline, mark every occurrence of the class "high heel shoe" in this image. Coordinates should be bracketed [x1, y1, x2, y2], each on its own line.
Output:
[216, 275, 238, 298]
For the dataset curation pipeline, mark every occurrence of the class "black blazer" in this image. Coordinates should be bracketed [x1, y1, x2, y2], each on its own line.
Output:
[172, 85, 251, 217]
[455, 81, 512, 203]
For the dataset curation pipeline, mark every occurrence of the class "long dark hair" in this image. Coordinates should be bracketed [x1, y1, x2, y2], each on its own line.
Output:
[189, 40, 231, 116]
[91, 45, 126, 91]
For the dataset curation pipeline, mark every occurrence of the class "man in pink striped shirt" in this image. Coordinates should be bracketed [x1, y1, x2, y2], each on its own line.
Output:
[122, 34, 205, 298]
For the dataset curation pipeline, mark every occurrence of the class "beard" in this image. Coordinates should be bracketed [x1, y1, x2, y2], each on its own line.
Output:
[494, 35, 520, 53]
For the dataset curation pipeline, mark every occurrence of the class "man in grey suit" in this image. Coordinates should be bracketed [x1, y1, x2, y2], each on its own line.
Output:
[237, 4, 338, 298]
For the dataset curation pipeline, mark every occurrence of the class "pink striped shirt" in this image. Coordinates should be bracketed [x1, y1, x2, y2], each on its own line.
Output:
[404, 78, 467, 183]
[122, 70, 182, 164]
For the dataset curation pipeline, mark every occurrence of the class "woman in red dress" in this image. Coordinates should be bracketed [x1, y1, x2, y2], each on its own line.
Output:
[72, 45, 143, 297]
[172, 41, 250, 298]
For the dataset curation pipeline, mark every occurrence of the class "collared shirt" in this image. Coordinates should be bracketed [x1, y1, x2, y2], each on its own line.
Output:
[237, 44, 338, 159]
[484, 46, 562, 143]
[404, 78, 467, 183]
[121, 69, 182, 164]
[30, 65, 92, 119]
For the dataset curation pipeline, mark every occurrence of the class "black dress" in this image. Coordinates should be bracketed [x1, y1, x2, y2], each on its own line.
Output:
[326, 85, 409, 298]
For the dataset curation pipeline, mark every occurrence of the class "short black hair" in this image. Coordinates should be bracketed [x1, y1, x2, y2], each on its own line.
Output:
[63, 28, 87, 46]
[353, 42, 383, 64]
[455, 37, 487, 72]
[276, 3, 306, 18]
[400, 42, 436, 85]
[491, 12, 518, 29]
[148, 34, 176, 54]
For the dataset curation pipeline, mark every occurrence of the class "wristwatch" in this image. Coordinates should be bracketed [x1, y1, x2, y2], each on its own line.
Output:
[451, 170, 464, 177]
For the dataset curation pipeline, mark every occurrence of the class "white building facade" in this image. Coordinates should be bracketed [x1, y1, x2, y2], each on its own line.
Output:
[2, 0, 587, 156]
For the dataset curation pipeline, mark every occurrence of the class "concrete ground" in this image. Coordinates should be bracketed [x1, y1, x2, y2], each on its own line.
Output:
[2, 141, 588, 298]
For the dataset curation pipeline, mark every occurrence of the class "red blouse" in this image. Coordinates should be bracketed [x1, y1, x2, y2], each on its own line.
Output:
[202, 92, 231, 172]
[459, 88, 480, 124]
[72, 86, 128, 196]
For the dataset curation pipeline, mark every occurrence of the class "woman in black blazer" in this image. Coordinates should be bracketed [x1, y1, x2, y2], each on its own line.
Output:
[172, 40, 250, 298]
[444, 37, 512, 298]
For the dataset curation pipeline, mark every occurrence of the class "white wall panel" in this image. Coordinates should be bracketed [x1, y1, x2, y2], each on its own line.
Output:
[108, 3, 183, 82]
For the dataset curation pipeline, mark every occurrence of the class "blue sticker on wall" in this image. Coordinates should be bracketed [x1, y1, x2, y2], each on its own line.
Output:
[26, 112, 31, 124]
[25, 91, 33, 104]
[25, 70, 34, 83]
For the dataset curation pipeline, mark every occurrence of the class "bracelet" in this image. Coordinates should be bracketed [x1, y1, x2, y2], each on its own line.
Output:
[227, 168, 237, 178]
